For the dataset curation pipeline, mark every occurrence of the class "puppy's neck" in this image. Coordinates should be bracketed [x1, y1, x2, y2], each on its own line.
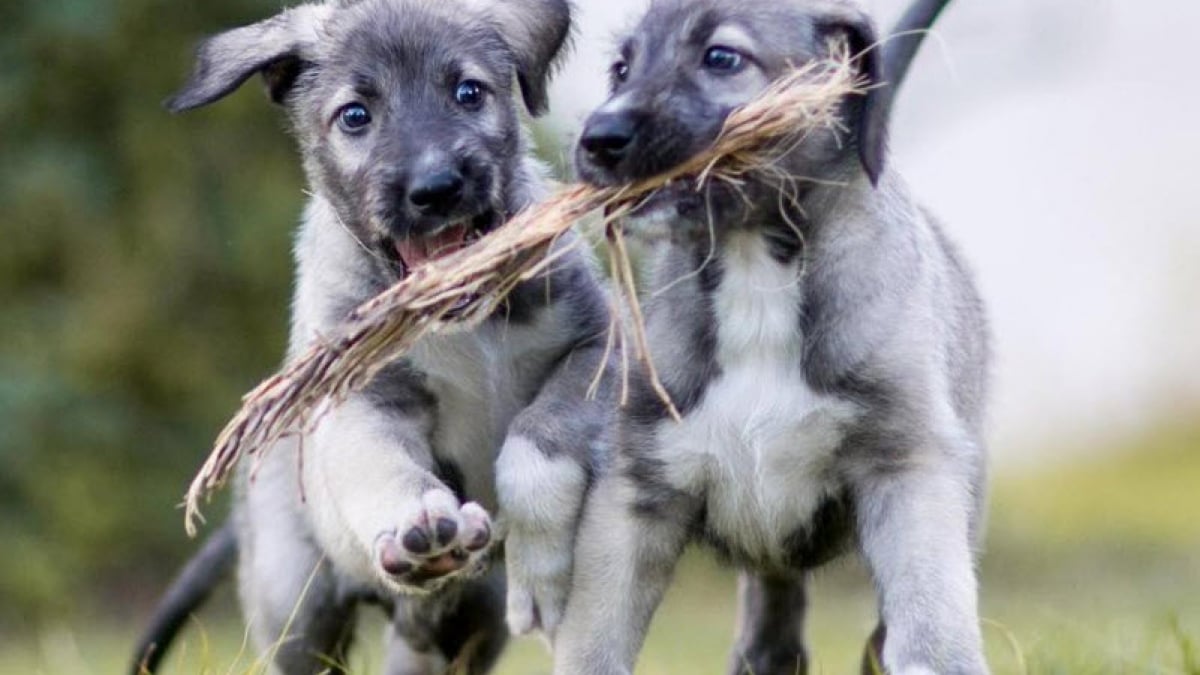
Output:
[788, 164, 904, 238]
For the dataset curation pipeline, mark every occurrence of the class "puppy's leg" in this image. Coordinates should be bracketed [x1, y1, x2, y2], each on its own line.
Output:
[854, 455, 988, 675]
[237, 444, 357, 673]
[239, 556, 355, 674]
[497, 337, 610, 638]
[495, 432, 586, 638]
[384, 566, 508, 675]
[552, 473, 695, 675]
[306, 396, 493, 594]
[727, 573, 809, 675]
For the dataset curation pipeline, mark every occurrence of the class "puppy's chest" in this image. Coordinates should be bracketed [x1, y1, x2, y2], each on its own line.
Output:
[655, 235, 859, 562]
[404, 335, 522, 511]
[407, 334, 500, 491]
[406, 314, 565, 503]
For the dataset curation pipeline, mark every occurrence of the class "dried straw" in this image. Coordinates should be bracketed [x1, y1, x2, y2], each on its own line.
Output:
[183, 40, 867, 533]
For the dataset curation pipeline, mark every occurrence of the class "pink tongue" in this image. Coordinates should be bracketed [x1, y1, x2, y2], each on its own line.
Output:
[395, 224, 468, 269]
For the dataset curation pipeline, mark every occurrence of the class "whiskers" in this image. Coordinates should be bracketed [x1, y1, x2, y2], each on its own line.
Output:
[305, 189, 394, 269]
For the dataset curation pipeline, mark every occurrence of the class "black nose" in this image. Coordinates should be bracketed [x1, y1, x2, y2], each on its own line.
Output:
[409, 169, 465, 216]
[580, 113, 637, 168]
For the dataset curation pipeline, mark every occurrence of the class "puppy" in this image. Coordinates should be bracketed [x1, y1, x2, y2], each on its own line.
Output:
[553, 1, 990, 674]
[133, 1, 612, 672]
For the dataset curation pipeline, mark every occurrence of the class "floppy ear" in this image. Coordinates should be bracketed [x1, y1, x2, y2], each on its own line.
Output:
[166, 4, 330, 113]
[818, 14, 887, 185]
[488, 0, 573, 116]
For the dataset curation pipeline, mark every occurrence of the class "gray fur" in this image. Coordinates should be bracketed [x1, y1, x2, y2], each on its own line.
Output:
[141, 1, 611, 672]
[554, 1, 989, 674]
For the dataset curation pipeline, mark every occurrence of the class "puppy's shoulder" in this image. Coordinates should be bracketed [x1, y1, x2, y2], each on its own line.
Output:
[289, 197, 386, 352]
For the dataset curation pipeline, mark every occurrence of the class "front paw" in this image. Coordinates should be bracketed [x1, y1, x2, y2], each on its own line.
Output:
[505, 526, 573, 638]
[373, 489, 493, 594]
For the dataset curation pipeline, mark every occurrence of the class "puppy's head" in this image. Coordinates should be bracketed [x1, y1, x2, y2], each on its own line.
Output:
[168, 0, 570, 277]
[577, 0, 885, 233]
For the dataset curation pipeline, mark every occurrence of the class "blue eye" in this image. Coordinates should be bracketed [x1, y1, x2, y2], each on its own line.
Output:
[454, 80, 484, 108]
[337, 103, 371, 132]
[703, 46, 743, 72]
[611, 60, 630, 83]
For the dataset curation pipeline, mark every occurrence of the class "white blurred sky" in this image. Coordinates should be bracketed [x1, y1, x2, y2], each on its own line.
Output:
[544, 0, 1200, 463]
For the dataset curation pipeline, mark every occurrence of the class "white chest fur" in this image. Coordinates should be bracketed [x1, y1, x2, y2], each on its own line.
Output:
[405, 309, 571, 511]
[408, 332, 501, 507]
[655, 234, 859, 562]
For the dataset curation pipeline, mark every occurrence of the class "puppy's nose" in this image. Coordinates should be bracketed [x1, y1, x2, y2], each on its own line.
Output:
[409, 169, 465, 216]
[580, 114, 637, 168]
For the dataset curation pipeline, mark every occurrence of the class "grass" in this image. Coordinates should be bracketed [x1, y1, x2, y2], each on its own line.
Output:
[3, 424, 1198, 674]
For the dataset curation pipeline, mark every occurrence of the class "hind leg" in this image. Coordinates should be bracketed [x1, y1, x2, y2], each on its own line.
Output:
[237, 525, 357, 673]
[727, 573, 809, 675]
[384, 565, 508, 675]
[236, 454, 358, 673]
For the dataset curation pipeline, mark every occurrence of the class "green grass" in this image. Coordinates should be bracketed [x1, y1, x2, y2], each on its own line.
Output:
[4, 425, 1198, 674]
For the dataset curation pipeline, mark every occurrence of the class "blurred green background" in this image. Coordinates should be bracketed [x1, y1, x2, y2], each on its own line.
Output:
[0, 0, 299, 623]
[1, 0, 1198, 673]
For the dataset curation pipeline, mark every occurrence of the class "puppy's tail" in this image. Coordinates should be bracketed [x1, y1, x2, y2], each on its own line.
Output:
[130, 522, 238, 674]
[881, 0, 953, 110]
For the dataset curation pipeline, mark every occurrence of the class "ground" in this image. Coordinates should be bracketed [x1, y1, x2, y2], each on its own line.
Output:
[4, 425, 1198, 674]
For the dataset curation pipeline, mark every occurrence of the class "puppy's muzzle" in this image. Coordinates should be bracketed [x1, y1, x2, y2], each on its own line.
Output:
[580, 112, 638, 170]
[408, 168, 465, 218]
[374, 156, 499, 277]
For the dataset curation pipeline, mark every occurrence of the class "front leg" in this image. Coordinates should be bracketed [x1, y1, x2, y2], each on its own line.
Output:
[496, 338, 612, 638]
[854, 459, 988, 675]
[552, 470, 695, 675]
[305, 395, 493, 595]
[495, 433, 589, 638]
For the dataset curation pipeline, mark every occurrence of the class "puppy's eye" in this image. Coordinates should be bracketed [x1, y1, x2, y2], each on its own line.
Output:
[702, 46, 743, 72]
[337, 103, 371, 132]
[611, 60, 630, 83]
[454, 80, 485, 108]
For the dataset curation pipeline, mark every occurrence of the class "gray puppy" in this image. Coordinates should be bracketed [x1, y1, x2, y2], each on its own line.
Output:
[133, 1, 613, 673]
[552, 1, 990, 674]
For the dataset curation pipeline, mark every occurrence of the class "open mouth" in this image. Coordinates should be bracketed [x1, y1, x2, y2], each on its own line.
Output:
[383, 209, 499, 276]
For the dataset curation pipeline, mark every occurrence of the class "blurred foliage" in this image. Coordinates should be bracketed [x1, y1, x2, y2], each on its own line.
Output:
[0, 0, 309, 624]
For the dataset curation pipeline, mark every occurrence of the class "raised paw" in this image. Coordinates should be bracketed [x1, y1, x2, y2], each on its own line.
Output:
[374, 489, 493, 594]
